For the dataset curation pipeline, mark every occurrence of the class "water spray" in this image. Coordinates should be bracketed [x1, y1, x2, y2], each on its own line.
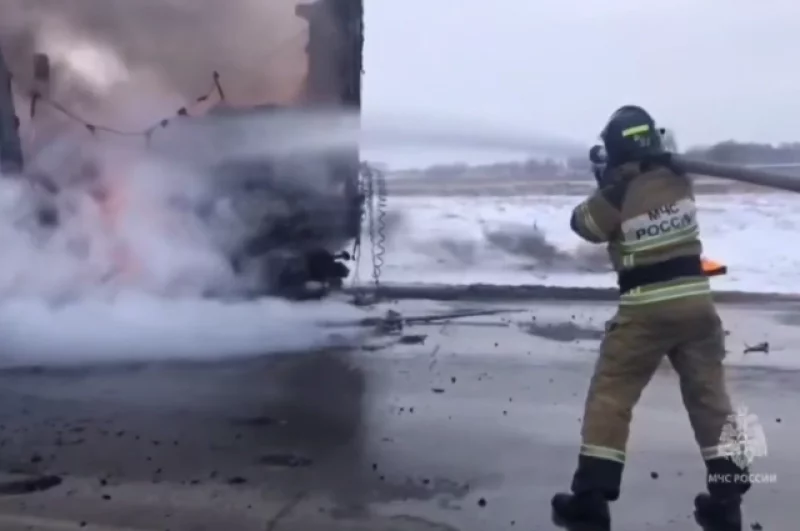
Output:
[160, 106, 800, 194]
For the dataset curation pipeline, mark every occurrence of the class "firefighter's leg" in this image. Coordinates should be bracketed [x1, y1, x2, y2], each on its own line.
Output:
[668, 310, 747, 528]
[552, 312, 666, 526]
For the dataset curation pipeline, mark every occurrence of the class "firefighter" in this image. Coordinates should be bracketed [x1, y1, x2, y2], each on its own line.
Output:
[551, 105, 749, 530]
[590, 141, 729, 282]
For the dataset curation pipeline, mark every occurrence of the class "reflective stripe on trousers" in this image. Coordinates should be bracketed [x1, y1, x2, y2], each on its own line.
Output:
[580, 444, 625, 464]
[619, 279, 711, 306]
[701, 444, 745, 461]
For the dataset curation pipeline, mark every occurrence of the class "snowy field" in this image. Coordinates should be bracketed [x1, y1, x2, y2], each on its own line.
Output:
[355, 192, 800, 295]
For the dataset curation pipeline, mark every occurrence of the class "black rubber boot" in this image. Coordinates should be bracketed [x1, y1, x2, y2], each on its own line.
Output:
[552, 454, 621, 529]
[695, 457, 749, 530]
[694, 493, 742, 531]
[551, 491, 610, 530]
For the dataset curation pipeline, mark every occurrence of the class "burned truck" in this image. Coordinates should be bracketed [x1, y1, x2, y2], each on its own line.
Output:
[0, 0, 365, 297]
[213, 0, 366, 295]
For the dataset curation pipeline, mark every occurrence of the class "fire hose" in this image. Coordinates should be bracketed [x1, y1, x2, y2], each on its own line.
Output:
[589, 130, 800, 193]
[672, 155, 800, 193]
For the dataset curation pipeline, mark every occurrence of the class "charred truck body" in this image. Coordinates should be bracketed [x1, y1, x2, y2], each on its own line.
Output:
[216, 0, 365, 295]
[0, 0, 365, 298]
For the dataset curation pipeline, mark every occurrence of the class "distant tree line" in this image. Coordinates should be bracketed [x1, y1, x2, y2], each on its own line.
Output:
[392, 141, 800, 180]
[684, 141, 800, 164]
[416, 159, 571, 180]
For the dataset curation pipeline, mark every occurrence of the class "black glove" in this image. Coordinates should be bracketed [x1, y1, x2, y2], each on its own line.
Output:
[589, 145, 607, 165]
[589, 145, 608, 185]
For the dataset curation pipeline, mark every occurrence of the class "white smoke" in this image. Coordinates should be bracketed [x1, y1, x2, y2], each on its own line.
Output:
[0, 150, 226, 300]
[0, 295, 361, 367]
[0, 142, 365, 368]
[0, 0, 372, 368]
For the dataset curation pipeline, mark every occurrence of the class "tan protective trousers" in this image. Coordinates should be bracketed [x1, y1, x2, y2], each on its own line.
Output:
[580, 298, 733, 466]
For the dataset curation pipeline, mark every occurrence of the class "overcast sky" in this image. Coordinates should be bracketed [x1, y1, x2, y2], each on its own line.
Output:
[362, 0, 800, 167]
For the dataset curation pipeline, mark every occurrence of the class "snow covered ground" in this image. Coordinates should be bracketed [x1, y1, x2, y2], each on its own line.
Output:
[355, 192, 800, 294]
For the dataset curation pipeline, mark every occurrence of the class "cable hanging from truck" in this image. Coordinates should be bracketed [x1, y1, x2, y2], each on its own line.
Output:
[4, 28, 310, 148]
[16, 70, 226, 145]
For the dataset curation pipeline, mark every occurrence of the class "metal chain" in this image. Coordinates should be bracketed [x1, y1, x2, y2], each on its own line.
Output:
[354, 163, 388, 298]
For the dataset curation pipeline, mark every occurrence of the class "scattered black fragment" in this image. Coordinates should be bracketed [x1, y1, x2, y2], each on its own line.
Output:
[478, 498, 487, 507]
[432, 388, 445, 394]
[232, 416, 277, 427]
[258, 454, 313, 468]
[0, 475, 62, 495]
[744, 342, 769, 354]
[751, 522, 763, 530]
[776, 418, 782, 423]
[361, 344, 388, 352]
[650, 471, 659, 479]
[399, 335, 427, 345]
[227, 476, 247, 485]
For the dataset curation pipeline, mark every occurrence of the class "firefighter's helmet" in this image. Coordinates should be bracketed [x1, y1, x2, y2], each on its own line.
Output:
[600, 105, 665, 166]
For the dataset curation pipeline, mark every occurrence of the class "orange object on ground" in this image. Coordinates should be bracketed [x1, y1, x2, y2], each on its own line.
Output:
[702, 258, 727, 277]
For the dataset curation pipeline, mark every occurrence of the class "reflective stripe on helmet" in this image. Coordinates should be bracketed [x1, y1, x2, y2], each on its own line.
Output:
[621, 124, 651, 137]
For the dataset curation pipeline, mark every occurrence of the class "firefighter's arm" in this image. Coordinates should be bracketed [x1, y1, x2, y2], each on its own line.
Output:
[569, 190, 620, 243]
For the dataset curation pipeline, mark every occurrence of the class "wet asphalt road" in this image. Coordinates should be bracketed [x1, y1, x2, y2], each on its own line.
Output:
[0, 298, 795, 530]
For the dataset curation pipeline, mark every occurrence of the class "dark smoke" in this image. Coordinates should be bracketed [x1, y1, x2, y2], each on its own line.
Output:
[406, 222, 610, 273]
[483, 223, 610, 273]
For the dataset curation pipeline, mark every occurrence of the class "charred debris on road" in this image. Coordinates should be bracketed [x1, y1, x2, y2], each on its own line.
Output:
[333, 283, 793, 357]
